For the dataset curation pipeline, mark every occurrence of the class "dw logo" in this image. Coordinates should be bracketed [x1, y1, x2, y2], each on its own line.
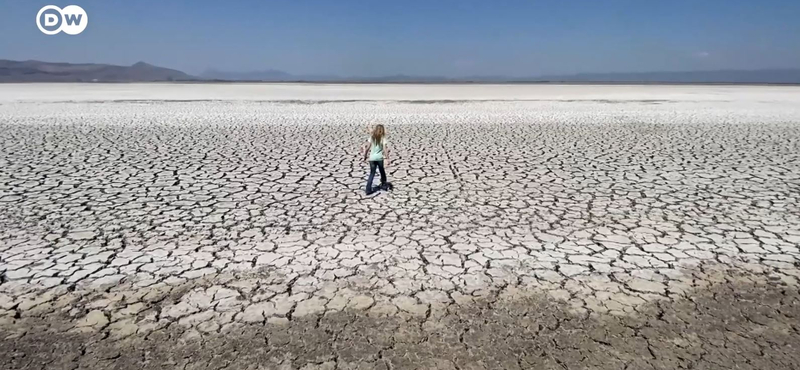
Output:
[36, 5, 88, 35]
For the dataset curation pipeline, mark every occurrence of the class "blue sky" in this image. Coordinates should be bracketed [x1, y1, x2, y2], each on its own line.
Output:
[2, 0, 799, 76]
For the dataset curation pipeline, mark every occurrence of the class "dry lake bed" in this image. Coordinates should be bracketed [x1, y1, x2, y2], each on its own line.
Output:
[1, 84, 800, 369]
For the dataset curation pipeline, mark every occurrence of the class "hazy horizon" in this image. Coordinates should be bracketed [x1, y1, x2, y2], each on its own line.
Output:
[8, 58, 800, 79]
[3, 0, 800, 77]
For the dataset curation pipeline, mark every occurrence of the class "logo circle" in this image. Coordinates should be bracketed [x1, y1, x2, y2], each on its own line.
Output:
[60, 5, 88, 35]
[36, 5, 63, 35]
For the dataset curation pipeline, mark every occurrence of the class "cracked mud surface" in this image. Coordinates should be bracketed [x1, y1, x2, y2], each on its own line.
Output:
[2, 277, 799, 370]
[1, 84, 800, 369]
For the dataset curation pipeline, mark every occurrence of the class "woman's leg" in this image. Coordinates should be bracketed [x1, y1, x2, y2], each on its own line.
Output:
[377, 160, 387, 187]
[365, 161, 378, 194]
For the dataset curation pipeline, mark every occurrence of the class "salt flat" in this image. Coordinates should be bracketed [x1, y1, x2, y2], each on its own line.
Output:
[4, 82, 800, 103]
[1, 84, 799, 369]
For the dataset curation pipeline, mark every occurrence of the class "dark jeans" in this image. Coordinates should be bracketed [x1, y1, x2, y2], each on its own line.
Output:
[365, 160, 387, 195]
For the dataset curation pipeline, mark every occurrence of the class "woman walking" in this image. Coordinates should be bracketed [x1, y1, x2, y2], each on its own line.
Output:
[362, 124, 392, 195]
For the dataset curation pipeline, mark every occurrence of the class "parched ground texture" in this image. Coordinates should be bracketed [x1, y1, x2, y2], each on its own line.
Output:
[1, 84, 800, 369]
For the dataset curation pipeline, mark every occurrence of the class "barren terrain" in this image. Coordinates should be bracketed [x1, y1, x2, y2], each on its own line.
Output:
[1, 84, 799, 369]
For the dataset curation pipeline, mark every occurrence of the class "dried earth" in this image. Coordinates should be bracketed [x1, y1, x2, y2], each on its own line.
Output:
[1, 84, 799, 369]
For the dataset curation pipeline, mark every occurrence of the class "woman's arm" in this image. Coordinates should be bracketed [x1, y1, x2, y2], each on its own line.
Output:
[383, 144, 389, 166]
[362, 141, 370, 161]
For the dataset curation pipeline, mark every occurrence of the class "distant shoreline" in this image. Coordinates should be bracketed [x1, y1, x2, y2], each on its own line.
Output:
[4, 60, 799, 85]
[3, 81, 800, 86]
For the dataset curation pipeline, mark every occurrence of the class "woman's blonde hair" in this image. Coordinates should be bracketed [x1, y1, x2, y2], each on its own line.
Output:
[371, 124, 386, 147]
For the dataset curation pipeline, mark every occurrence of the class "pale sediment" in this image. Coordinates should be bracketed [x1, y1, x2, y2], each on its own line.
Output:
[1, 85, 800, 369]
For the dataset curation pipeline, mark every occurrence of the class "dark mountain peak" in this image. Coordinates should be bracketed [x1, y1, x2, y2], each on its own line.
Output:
[0, 59, 196, 82]
[131, 61, 153, 68]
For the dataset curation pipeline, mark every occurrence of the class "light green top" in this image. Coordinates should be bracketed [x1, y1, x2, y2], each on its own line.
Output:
[368, 137, 387, 161]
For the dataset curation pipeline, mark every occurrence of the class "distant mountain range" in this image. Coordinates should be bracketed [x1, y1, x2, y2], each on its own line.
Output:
[200, 69, 337, 82]
[0, 60, 194, 82]
[2, 59, 800, 84]
[201, 68, 800, 84]
[534, 70, 800, 84]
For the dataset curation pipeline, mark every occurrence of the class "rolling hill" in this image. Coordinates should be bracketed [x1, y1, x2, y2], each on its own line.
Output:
[0, 60, 197, 82]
